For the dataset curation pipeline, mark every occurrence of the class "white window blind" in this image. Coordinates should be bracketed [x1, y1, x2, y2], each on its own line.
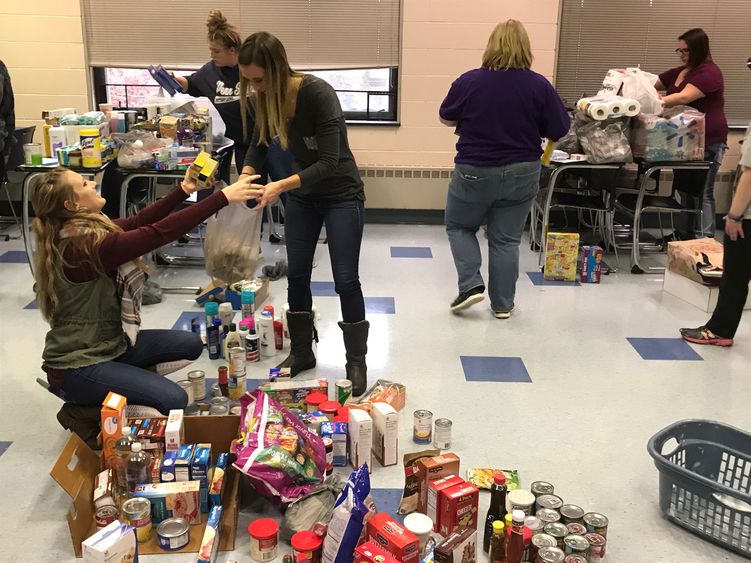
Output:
[82, 0, 401, 71]
[556, 0, 751, 123]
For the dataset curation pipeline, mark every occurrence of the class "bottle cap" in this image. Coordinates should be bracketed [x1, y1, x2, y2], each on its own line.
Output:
[213, 318, 222, 326]
[494, 472, 507, 485]
[492, 520, 504, 533]
[131, 442, 142, 452]
[229, 323, 237, 332]
[205, 302, 219, 315]
[512, 509, 525, 522]
[505, 513, 513, 526]
[121, 426, 131, 436]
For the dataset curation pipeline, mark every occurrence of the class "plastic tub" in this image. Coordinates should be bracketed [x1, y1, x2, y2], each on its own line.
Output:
[247, 518, 279, 562]
[647, 419, 751, 558]
[291, 530, 322, 562]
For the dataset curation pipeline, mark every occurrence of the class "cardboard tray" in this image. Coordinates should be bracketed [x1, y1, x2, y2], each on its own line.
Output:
[51, 414, 241, 557]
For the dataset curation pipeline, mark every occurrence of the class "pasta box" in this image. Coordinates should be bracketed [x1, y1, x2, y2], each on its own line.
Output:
[367, 512, 420, 563]
[416, 452, 461, 514]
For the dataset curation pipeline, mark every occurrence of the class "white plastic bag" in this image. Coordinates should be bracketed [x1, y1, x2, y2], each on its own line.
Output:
[621, 68, 664, 115]
[204, 201, 262, 286]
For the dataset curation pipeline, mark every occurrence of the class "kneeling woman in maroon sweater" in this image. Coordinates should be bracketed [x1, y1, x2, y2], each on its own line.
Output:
[32, 167, 260, 445]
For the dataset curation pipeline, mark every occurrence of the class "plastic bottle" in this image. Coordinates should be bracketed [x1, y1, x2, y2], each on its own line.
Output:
[505, 510, 525, 563]
[241, 290, 255, 320]
[224, 323, 243, 361]
[168, 143, 179, 170]
[205, 301, 219, 328]
[218, 366, 229, 398]
[259, 311, 276, 358]
[49, 126, 67, 162]
[488, 521, 507, 563]
[126, 442, 152, 493]
[484, 472, 508, 552]
[207, 317, 221, 360]
[113, 426, 135, 490]
[218, 302, 233, 328]
[245, 318, 260, 363]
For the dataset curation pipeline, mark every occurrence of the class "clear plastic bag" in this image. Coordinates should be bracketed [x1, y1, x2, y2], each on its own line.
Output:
[113, 131, 165, 168]
[575, 113, 633, 164]
[621, 67, 664, 115]
[631, 106, 706, 162]
[204, 201, 263, 286]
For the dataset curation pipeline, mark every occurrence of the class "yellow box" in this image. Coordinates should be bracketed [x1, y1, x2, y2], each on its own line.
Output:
[197, 157, 218, 188]
[159, 116, 179, 139]
[100, 392, 127, 468]
[544, 232, 580, 281]
[188, 151, 211, 182]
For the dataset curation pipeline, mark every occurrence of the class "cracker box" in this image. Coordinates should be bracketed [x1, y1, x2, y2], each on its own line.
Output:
[320, 421, 348, 466]
[439, 482, 479, 537]
[165, 409, 184, 452]
[580, 245, 604, 284]
[197, 505, 222, 563]
[367, 512, 420, 563]
[258, 378, 329, 411]
[191, 443, 212, 513]
[188, 151, 211, 181]
[174, 443, 195, 482]
[355, 540, 402, 563]
[161, 450, 177, 482]
[101, 392, 127, 467]
[131, 480, 201, 524]
[427, 474, 464, 533]
[434, 526, 477, 563]
[371, 402, 398, 467]
[416, 452, 461, 514]
[82, 520, 137, 563]
[544, 232, 580, 281]
[349, 408, 373, 472]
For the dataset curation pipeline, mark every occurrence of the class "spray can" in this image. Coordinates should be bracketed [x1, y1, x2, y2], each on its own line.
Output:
[205, 301, 219, 328]
[241, 290, 255, 320]
[258, 311, 276, 358]
[245, 319, 260, 363]
[207, 318, 221, 360]
[218, 302, 233, 328]
[274, 320, 284, 350]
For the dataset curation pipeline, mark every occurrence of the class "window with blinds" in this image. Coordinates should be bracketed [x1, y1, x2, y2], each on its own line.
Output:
[555, 0, 751, 124]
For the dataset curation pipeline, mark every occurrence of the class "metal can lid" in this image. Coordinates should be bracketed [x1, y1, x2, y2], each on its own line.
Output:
[538, 546, 566, 562]
[524, 516, 543, 531]
[583, 512, 608, 526]
[211, 396, 229, 406]
[229, 406, 242, 415]
[414, 409, 433, 418]
[434, 418, 452, 428]
[564, 555, 588, 563]
[209, 405, 229, 415]
[121, 497, 151, 516]
[530, 480, 555, 494]
[584, 532, 607, 546]
[95, 505, 119, 517]
[188, 370, 205, 380]
[566, 523, 588, 535]
[560, 504, 584, 518]
[537, 508, 561, 522]
[564, 535, 590, 550]
[531, 533, 557, 547]
[157, 517, 190, 538]
[323, 437, 333, 448]
[543, 522, 568, 537]
[335, 379, 352, 388]
[537, 494, 564, 509]
[176, 379, 191, 388]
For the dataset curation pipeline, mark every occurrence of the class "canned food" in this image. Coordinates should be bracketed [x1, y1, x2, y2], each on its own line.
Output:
[559, 504, 584, 524]
[433, 418, 452, 449]
[95, 505, 119, 529]
[211, 382, 222, 397]
[530, 481, 555, 498]
[506, 489, 536, 516]
[524, 515, 544, 535]
[530, 533, 557, 560]
[187, 370, 206, 401]
[157, 517, 190, 550]
[583, 533, 606, 560]
[335, 379, 352, 406]
[535, 494, 564, 513]
[211, 396, 230, 408]
[536, 546, 565, 563]
[209, 404, 229, 415]
[566, 522, 587, 536]
[122, 497, 153, 543]
[563, 534, 590, 555]
[583, 512, 608, 537]
[413, 410, 433, 444]
[542, 522, 568, 549]
[564, 555, 588, 563]
[536, 508, 561, 525]
[176, 379, 195, 405]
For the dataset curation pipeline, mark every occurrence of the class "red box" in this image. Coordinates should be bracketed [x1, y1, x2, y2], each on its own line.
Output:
[439, 482, 479, 537]
[427, 474, 464, 532]
[355, 541, 402, 563]
[416, 452, 461, 514]
[367, 512, 420, 563]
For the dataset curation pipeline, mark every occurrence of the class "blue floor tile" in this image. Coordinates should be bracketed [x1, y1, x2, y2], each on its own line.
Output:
[390, 246, 433, 258]
[24, 300, 38, 310]
[365, 297, 396, 314]
[311, 281, 338, 297]
[627, 338, 704, 361]
[370, 488, 405, 523]
[172, 311, 206, 332]
[0, 251, 28, 263]
[461, 356, 532, 383]
[0, 441, 11, 458]
[527, 272, 580, 286]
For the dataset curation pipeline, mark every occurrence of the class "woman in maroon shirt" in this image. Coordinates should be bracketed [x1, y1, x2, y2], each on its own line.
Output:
[655, 28, 728, 238]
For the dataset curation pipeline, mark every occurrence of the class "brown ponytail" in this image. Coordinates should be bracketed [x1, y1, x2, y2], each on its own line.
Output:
[206, 10, 241, 51]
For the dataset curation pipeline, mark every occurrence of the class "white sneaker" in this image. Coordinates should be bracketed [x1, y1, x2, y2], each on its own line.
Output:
[493, 308, 513, 319]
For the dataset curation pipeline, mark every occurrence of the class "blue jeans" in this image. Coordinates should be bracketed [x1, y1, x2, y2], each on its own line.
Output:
[680, 142, 726, 237]
[285, 195, 365, 322]
[445, 161, 541, 312]
[56, 330, 203, 414]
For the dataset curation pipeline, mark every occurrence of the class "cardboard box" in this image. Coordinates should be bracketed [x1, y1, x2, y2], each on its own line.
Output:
[175, 443, 195, 482]
[82, 520, 137, 563]
[367, 512, 420, 563]
[416, 453, 461, 514]
[258, 378, 329, 411]
[666, 238, 723, 285]
[51, 415, 241, 557]
[349, 408, 373, 471]
[580, 245, 604, 283]
[197, 505, 222, 563]
[209, 453, 229, 508]
[165, 409, 184, 452]
[161, 451, 178, 482]
[427, 474, 464, 533]
[132, 480, 201, 524]
[439, 482, 479, 537]
[663, 267, 751, 313]
[355, 541, 402, 563]
[434, 527, 477, 563]
[544, 232, 580, 281]
[320, 422, 348, 466]
[195, 278, 269, 310]
[101, 392, 127, 467]
[191, 443, 212, 513]
[371, 402, 398, 467]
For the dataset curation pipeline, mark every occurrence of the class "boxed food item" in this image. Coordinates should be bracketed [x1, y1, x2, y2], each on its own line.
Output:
[580, 245, 604, 284]
[165, 409, 184, 452]
[175, 443, 195, 482]
[416, 453, 461, 514]
[355, 540, 401, 563]
[301, 411, 329, 435]
[196, 156, 218, 189]
[320, 421, 348, 467]
[209, 453, 228, 508]
[197, 505, 222, 563]
[257, 378, 329, 411]
[191, 443, 212, 513]
[161, 451, 178, 482]
[150, 454, 162, 484]
[371, 402, 398, 467]
[131, 480, 201, 524]
[101, 392, 127, 467]
[544, 233, 580, 282]
[159, 116, 179, 139]
[434, 527, 477, 563]
[427, 475, 464, 533]
[367, 512, 420, 563]
[188, 151, 211, 181]
[349, 408, 373, 472]
[439, 482, 479, 537]
[93, 469, 116, 510]
[82, 520, 137, 563]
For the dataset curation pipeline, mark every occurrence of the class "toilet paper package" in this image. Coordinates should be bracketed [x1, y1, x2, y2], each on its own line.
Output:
[631, 106, 706, 161]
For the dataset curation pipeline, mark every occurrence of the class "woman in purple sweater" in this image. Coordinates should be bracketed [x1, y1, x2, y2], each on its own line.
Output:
[439, 20, 569, 319]
[655, 28, 728, 238]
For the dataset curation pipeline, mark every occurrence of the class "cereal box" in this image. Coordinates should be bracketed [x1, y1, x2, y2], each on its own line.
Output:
[416, 453, 461, 514]
[367, 512, 420, 563]
[434, 527, 477, 563]
[131, 480, 201, 524]
[258, 378, 329, 411]
[581, 245, 604, 283]
[439, 482, 479, 537]
[544, 232, 580, 281]
[101, 392, 126, 467]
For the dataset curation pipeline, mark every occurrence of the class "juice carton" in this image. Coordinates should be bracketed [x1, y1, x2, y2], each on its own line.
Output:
[191, 443, 212, 513]
[349, 408, 373, 472]
[101, 392, 127, 467]
[367, 512, 420, 563]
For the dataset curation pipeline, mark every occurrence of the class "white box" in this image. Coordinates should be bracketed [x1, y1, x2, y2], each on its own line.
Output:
[371, 402, 398, 467]
[663, 269, 751, 313]
[82, 521, 137, 563]
[165, 409, 184, 452]
[349, 408, 373, 472]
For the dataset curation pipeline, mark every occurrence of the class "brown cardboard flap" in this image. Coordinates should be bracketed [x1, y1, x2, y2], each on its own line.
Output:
[68, 488, 97, 558]
[50, 432, 100, 500]
[184, 414, 241, 455]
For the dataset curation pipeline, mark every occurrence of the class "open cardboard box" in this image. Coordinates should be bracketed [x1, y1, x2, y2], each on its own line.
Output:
[51, 415, 241, 557]
[195, 278, 269, 310]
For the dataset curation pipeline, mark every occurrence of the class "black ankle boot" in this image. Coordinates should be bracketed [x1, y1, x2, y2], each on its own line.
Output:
[277, 311, 318, 376]
[57, 403, 102, 450]
[338, 320, 369, 396]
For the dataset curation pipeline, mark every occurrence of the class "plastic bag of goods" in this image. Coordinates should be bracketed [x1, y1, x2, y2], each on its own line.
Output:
[631, 106, 706, 162]
[621, 67, 664, 115]
[322, 465, 372, 563]
[280, 474, 347, 542]
[231, 389, 327, 504]
[204, 201, 263, 286]
[575, 113, 633, 164]
[114, 131, 166, 168]
[555, 112, 581, 155]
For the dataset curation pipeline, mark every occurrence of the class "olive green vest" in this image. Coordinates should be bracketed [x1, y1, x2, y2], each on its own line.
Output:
[42, 273, 127, 368]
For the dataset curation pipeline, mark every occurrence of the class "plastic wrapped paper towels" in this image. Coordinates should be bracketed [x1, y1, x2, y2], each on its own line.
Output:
[631, 106, 706, 161]
[577, 96, 641, 120]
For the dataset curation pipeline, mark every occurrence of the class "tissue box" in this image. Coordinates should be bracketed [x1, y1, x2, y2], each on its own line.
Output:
[544, 233, 580, 281]
[371, 402, 398, 467]
[82, 521, 137, 563]
[580, 245, 604, 283]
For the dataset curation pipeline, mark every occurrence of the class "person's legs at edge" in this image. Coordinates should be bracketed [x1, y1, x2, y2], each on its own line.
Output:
[116, 329, 203, 369]
[698, 142, 725, 237]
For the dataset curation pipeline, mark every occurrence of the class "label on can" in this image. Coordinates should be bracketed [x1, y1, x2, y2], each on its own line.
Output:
[229, 347, 246, 378]
[95, 505, 119, 529]
[229, 375, 246, 400]
[433, 418, 452, 449]
[412, 410, 433, 444]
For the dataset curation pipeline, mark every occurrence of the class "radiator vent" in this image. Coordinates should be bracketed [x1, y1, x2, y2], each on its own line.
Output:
[359, 168, 452, 179]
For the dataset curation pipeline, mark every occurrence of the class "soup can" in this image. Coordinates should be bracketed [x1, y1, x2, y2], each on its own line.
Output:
[506, 489, 536, 516]
[542, 523, 568, 549]
[176, 379, 194, 404]
[95, 505, 119, 529]
[566, 522, 587, 536]
[583, 512, 608, 537]
[563, 534, 590, 556]
[535, 494, 564, 513]
[530, 533, 557, 561]
[188, 370, 206, 401]
[536, 546, 565, 563]
[530, 481, 555, 499]
[559, 504, 584, 524]
[122, 497, 153, 543]
[584, 533, 607, 560]
[413, 410, 433, 444]
[157, 517, 190, 551]
[524, 515, 544, 535]
[536, 508, 561, 525]
[433, 418, 452, 449]
[564, 556, 588, 563]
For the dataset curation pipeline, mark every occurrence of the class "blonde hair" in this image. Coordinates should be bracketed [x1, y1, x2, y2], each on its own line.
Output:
[31, 167, 125, 322]
[238, 32, 302, 148]
[482, 20, 534, 70]
[206, 9, 241, 50]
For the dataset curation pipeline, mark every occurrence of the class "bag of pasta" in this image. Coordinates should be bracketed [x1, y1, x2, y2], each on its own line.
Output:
[204, 200, 262, 286]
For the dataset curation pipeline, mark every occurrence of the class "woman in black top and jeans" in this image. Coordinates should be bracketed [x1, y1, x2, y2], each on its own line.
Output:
[238, 32, 369, 395]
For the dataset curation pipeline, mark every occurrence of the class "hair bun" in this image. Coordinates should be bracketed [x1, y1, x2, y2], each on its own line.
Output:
[206, 9, 228, 32]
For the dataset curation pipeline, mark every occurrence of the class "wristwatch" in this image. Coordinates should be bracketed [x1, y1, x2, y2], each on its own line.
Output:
[726, 213, 744, 223]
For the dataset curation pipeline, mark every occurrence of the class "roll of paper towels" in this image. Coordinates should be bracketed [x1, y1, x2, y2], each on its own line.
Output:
[623, 99, 641, 117]
[577, 97, 609, 120]
[606, 99, 625, 117]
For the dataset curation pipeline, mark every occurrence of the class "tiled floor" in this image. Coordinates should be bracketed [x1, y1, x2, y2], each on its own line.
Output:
[1, 224, 750, 562]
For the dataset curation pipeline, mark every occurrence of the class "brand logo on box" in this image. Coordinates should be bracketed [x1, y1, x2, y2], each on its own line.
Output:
[457, 505, 473, 517]
[458, 493, 473, 503]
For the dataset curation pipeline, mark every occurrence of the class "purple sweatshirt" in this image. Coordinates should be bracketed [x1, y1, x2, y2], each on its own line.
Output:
[440, 68, 570, 166]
